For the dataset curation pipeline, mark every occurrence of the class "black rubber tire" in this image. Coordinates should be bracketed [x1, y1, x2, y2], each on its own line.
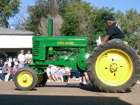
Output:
[87, 40, 140, 93]
[36, 72, 48, 87]
[14, 67, 38, 91]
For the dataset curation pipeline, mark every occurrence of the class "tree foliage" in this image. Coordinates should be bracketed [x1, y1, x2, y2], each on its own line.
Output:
[25, 0, 48, 34]
[115, 9, 140, 35]
[61, 2, 115, 36]
[115, 9, 140, 49]
[24, 0, 81, 36]
[128, 34, 140, 50]
[0, 0, 20, 27]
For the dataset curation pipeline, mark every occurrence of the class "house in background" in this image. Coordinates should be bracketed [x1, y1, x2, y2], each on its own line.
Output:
[0, 27, 34, 63]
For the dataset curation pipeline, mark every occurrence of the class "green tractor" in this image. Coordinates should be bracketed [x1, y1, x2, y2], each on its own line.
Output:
[14, 18, 140, 93]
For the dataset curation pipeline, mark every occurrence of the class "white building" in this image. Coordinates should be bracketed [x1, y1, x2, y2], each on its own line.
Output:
[0, 27, 34, 62]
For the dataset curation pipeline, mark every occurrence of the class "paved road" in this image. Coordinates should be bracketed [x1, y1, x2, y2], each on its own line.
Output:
[0, 81, 140, 105]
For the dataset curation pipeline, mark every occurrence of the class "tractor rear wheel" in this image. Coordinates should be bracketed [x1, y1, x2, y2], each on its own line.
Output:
[14, 67, 38, 91]
[87, 41, 140, 93]
[36, 72, 48, 87]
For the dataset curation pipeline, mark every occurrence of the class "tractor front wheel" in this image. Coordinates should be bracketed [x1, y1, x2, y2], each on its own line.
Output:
[14, 67, 38, 91]
[87, 41, 140, 93]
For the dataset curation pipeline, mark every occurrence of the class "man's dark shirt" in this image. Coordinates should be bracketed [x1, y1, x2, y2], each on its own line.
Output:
[106, 22, 125, 40]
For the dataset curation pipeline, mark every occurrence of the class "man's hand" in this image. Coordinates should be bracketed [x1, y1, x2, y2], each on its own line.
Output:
[101, 35, 110, 43]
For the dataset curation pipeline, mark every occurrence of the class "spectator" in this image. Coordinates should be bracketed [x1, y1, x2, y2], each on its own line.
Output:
[84, 72, 91, 85]
[13, 64, 20, 74]
[50, 65, 59, 82]
[63, 67, 71, 83]
[67, 68, 84, 85]
[4, 58, 11, 68]
[55, 66, 65, 82]
[46, 65, 52, 82]
[70, 68, 80, 80]
[0, 58, 4, 70]
[25, 50, 32, 67]
[14, 58, 20, 68]
[5, 64, 20, 81]
[79, 72, 86, 85]
[5, 66, 11, 81]
[0, 64, 10, 81]
[4, 57, 14, 81]
[18, 50, 25, 68]
[79, 72, 91, 85]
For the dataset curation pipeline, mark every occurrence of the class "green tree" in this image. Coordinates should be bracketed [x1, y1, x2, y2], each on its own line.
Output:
[0, 0, 20, 27]
[61, 2, 91, 36]
[48, 0, 81, 16]
[115, 9, 140, 35]
[115, 9, 140, 49]
[61, 2, 115, 36]
[128, 34, 140, 50]
[25, 0, 49, 34]
[24, 0, 81, 35]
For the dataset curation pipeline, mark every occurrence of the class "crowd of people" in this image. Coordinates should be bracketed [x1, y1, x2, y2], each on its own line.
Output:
[0, 50, 32, 81]
[46, 65, 91, 85]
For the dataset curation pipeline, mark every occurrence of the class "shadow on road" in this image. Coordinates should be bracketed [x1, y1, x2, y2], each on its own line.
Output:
[79, 85, 132, 93]
[0, 94, 131, 105]
[14, 83, 99, 92]
[38, 83, 131, 93]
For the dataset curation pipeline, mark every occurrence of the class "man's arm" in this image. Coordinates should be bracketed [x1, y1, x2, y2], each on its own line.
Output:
[2, 71, 7, 74]
[102, 35, 110, 43]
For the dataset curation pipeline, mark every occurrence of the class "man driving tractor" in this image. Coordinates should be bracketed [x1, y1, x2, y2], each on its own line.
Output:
[102, 17, 125, 43]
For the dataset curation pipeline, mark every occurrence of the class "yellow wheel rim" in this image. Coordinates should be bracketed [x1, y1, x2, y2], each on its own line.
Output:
[17, 71, 33, 87]
[95, 49, 133, 86]
[38, 74, 43, 83]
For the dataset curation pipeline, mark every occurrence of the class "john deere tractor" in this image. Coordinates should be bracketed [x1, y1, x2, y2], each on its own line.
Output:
[14, 18, 140, 93]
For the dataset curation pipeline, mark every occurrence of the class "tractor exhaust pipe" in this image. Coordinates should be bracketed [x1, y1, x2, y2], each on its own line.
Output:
[48, 18, 53, 37]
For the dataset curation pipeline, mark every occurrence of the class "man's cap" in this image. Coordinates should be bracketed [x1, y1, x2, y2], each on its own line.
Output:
[0, 58, 3, 60]
[105, 17, 115, 21]
[21, 50, 24, 52]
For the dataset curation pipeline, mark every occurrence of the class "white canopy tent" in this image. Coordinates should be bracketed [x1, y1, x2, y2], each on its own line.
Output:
[0, 35, 33, 48]
[0, 27, 34, 60]
[0, 27, 34, 49]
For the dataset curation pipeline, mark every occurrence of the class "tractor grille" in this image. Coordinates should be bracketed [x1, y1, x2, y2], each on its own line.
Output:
[33, 41, 40, 57]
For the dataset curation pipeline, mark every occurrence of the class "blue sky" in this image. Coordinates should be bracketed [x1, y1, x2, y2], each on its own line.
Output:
[86, 0, 140, 13]
[9, 0, 140, 28]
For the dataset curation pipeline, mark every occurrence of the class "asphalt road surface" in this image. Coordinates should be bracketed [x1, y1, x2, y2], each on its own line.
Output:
[0, 81, 140, 105]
